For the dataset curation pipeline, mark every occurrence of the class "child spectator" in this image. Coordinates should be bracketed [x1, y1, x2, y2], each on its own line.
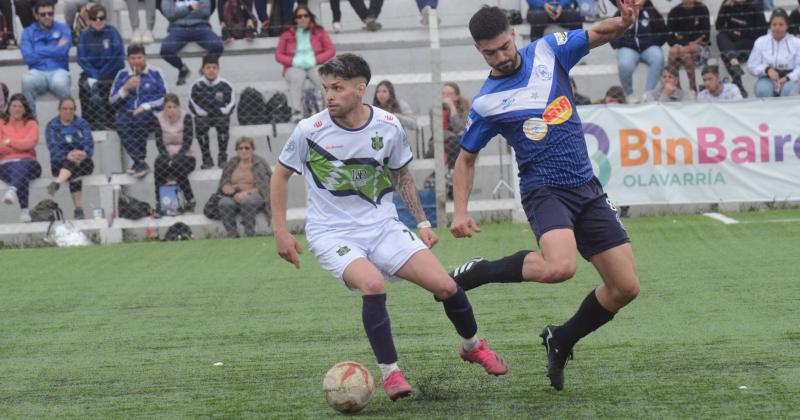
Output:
[642, 67, 686, 103]
[595, 85, 628, 104]
[45, 98, 95, 219]
[189, 54, 236, 169]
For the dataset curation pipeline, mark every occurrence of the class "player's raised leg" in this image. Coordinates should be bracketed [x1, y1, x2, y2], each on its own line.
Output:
[342, 258, 412, 401]
[394, 248, 508, 376]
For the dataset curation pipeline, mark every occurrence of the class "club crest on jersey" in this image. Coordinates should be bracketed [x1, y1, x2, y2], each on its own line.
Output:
[371, 133, 384, 150]
[314, 120, 323, 128]
[384, 114, 394, 121]
[555, 32, 568, 45]
[543, 96, 573, 125]
[522, 118, 548, 141]
[534, 64, 553, 81]
[337, 245, 351, 256]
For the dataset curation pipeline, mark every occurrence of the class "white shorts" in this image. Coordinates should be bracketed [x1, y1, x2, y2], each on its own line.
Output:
[307, 218, 428, 285]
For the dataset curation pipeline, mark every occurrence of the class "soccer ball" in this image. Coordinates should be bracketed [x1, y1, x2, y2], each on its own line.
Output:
[323, 361, 374, 413]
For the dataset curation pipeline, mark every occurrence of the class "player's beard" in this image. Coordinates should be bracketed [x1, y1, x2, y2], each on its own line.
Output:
[492, 53, 519, 76]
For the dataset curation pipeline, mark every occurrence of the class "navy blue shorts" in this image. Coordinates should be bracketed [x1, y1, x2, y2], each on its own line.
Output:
[522, 177, 630, 260]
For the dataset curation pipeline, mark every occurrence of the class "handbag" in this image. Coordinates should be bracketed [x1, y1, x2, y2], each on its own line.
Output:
[45, 208, 91, 247]
[203, 192, 224, 220]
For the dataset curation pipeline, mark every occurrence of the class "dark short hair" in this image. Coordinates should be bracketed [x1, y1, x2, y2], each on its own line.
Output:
[202, 54, 219, 67]
[88, 4, 107, 20]
[127, 43, 146, 56]
[318, 53, 371, 84]
[34, 0, 56, 13]
[164, 93, 181, 107]
[469, 6, 510, 43]
[3, 93, 35, 123]
[701, 65, 720, 76]
[769, 8, 789, 26]
[662, 66, 679, 79]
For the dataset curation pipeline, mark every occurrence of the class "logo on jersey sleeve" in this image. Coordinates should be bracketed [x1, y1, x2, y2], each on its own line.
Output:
[337, 245, 351, 256]
[543, 96, 573, 125]
[554, 32, 568, 45]
[306, 140, 393, 206]
[371, 133, 384, 151]
[523, 118, 548, 141]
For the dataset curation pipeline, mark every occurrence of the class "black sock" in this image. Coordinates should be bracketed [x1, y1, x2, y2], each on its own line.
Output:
[441, 287, 477, 339]
[555, 289, 615, 350]
[362, 294, 397, 364]
[454, 250, 532, 291]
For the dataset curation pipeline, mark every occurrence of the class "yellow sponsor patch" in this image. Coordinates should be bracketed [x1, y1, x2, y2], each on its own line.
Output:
[542, 96, 573, 125]
[522, 118, 548, 141]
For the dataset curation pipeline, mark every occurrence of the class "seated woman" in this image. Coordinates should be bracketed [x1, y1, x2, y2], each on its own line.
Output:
[154, 94, 197, 214]
[747, 9, 800, 97]
[442, 81, 470, 170]
[642, 67, 686, 103]
[372, 80, 417, 132]
[216, 136, 271, 238]
[45, 97, 95, 220]
[0, 94, 41, 223]
[275, 5, 336, 122]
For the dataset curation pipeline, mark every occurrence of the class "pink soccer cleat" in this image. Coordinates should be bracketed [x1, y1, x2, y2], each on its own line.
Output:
[382, 370, 412, 401]
[460, 338, 509, 376]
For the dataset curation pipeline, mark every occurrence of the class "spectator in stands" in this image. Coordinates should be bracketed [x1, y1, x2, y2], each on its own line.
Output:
[595, 85, 628, 104]
[126, 0, 157, 44]
[64, 0, 114, 39]
[642, 66, 686, 102]
[45, 97, 94, 219]
[190, 54, 235, 169]
[0, 0, 36, 42]
[442, 81, 469, 169]
[329, 0, 383, 32]
[372, 80, 417, 132]
[154, 94, 197, 214]
[20, 0, 72, 118]
[220, 0, 257, 43]
[110, 44, 168, 179]
[698, 65, 743, 101]
[276, 5, 335, 122]
[0, 94, 40, 223]
[249, 0, 304, 37]
[417, 0, 439, 27]
[748, 8, 800, 97]
[715, 0, 767, 98]
[160, 0, 225, 85]
[609, 0, 666, 101]
[569, 77, 592, 105]
[217, 136, 271, 238]
[526, 0, 583, 41]
[77, 4, 125, 130]
[790, 1, 800, 35]
[666, 0, 711, 94]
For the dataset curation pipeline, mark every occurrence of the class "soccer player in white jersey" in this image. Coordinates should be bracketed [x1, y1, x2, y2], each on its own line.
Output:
[448, 4, 643, 391]
[270, 54, 508, 402]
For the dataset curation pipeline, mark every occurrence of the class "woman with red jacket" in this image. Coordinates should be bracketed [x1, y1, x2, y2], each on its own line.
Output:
[0, 94, 42, 222]
[275, 5, 336, 122]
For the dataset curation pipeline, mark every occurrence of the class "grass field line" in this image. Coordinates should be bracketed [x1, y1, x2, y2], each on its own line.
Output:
[702, 212, 740, 224]
[738, 217, 800, 224]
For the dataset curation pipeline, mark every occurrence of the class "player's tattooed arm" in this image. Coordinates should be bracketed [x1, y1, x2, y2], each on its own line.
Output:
[389, 166, 426, 223]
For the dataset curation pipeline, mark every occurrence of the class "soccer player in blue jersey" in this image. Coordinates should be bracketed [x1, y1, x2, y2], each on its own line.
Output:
[449, 3, 642, 391]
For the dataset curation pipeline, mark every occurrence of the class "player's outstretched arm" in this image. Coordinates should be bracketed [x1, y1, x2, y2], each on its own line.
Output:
[450, 149, 481, 238]
[271, 164, 302, 269]
[587, 0, 640, 49]
[389, 166, 438, 249]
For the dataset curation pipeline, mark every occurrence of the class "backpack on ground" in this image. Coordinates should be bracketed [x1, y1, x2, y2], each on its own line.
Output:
[163, 222, 192, 241]
[118, 192, 153, 219]
[264, 91, 291, 123]
[30, 199, 61, 222]
[238, 87, 269, 125]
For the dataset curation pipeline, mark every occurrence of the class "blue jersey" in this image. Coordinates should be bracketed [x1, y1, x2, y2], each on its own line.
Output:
[460, 30, 594, 195]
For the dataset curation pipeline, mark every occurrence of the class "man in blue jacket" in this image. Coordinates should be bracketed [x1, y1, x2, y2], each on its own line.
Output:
[160, 0, 224, 85]
[20, 0, 72, 117]
[77, 4, 125, 130]
[527, 0, 583, 40]
[110, 44, 168, 178]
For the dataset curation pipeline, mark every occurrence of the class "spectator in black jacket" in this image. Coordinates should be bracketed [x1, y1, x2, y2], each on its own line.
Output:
[610, 0, 667, 99]
[667, 0, 711, 93]
[716, 0, 768, 97]
[189, 54, 235, 169]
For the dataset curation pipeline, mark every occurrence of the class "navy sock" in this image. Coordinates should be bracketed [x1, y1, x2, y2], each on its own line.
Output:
[441, 287, 478, 339]
[455, 250, 532, 291]
[362, 294, 398, 364]
[555, 289, 615, 350]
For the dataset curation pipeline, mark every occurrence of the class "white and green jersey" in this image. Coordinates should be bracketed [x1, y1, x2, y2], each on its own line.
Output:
[278, 105, 413, 236]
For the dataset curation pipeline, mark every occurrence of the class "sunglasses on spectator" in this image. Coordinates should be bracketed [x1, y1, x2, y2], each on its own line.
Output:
[295, 13, 310, 19]
[38, 11, 54, 17]
[91, 15, 107, 21]
[237, 146, 253, 151]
